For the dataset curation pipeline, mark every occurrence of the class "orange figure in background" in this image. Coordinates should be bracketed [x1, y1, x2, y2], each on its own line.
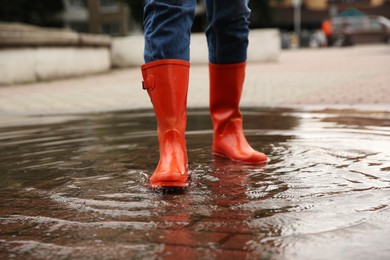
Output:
[322, 19, 333, 47]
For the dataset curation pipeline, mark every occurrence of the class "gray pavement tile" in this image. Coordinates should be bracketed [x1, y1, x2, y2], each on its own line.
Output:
[0, 45, 389, 116]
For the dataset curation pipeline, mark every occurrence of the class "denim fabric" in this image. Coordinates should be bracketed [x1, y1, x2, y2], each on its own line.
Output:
[143, 0, 251, 64]
[143, 0, 196, 63]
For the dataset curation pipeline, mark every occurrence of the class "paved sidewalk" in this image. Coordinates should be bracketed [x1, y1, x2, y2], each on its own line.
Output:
[0, 45, 389, 117]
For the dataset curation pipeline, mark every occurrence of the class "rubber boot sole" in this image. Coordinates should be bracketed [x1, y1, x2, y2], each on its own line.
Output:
[212, 151, 269, 165]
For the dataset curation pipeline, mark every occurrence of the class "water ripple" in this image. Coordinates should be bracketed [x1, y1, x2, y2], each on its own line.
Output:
[1, 108, 390, 259]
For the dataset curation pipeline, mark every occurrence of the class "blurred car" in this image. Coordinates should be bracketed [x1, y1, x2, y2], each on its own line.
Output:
[331, 15, 390, 46]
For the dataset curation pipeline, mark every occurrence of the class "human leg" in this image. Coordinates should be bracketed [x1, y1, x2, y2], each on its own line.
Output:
[141, 0, 196, 187]
[204, 0, 251, 64]
[143, 0, 196, 63]
[206, 0, 268, 164]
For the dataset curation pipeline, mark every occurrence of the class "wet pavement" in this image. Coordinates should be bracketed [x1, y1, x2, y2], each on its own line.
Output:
[1, 107, 390, 259]
[1, 45, 389, 115]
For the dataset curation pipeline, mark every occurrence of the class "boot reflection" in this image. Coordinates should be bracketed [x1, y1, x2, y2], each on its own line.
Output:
[153, 192, 195, 259]
[153, 158, 268, 258]
[210, 156, 253, 205]
[208, 156, 266, 257]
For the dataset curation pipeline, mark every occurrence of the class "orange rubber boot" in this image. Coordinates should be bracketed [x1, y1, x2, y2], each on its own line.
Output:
[141, 59, 189, 188]
[209, 62, 268, 164]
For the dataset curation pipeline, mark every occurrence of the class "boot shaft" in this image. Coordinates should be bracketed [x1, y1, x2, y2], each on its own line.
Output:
[141, 59, 190, 134]
[209, 62, 246, 132]
[208, 62, 268, 164]
[141, 59, 190, 187]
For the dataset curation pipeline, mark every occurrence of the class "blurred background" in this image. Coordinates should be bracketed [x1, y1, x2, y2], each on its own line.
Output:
[0, 0, 389, 85]
[1, 0, 389, 46]
[1, 3, 390, 259]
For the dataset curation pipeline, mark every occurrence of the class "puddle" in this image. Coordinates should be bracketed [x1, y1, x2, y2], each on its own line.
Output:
[0, 108, 390, 259]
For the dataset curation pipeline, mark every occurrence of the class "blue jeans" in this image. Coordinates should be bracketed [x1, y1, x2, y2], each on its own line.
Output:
[143, 0, 251, 64]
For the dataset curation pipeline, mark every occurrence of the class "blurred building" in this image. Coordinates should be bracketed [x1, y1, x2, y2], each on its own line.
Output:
[252, 0, 390, 29]
[275, 0, 387, 10]
[56, 0, 133, 36]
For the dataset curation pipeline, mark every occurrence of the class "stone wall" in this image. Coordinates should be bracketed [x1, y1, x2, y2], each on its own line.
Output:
[0, 48, 111, 85]
[0, 23, 111, 85]
[0, 23, 281, 86]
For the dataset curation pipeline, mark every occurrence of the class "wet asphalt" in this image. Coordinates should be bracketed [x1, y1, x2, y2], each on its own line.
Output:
[1, 45, 390, 259]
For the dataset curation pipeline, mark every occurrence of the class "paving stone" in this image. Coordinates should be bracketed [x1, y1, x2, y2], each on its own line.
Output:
[0, 45, 389, 117]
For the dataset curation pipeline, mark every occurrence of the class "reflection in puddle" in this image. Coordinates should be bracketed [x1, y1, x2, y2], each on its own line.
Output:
[0, 108, 390, 259]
